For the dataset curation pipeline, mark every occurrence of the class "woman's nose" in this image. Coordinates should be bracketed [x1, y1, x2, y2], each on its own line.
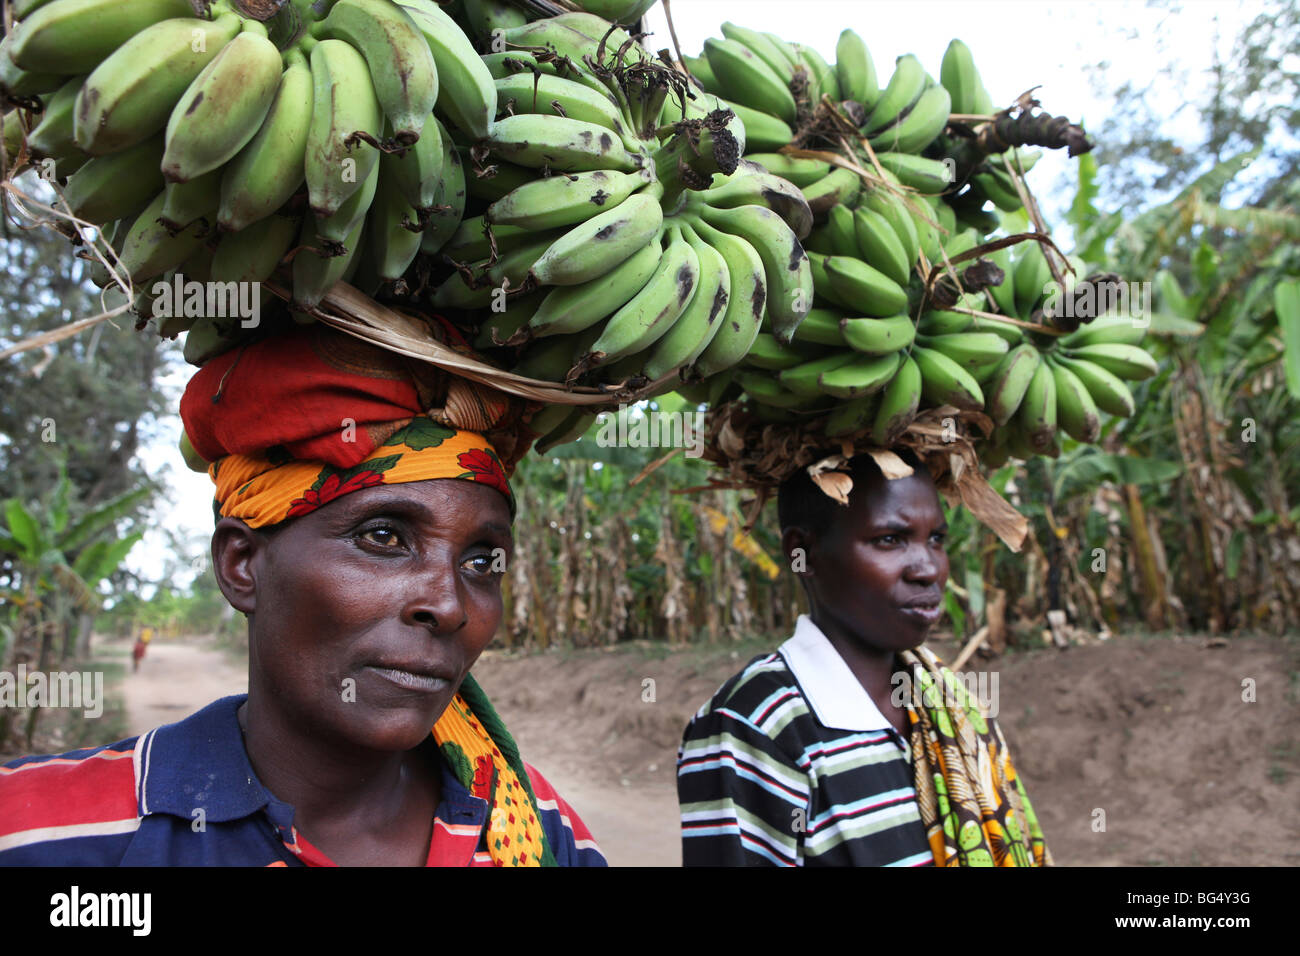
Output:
[400, 557, 468, 633]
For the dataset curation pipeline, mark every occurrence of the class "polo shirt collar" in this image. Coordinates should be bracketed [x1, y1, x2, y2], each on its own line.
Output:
[136, 694, 491, 832]
[135, 694, 282, 823]
[778, 614, 895, 733]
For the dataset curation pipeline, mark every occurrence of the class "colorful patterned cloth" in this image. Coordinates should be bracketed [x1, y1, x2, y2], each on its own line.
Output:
[434, 676, 555, 867]
[901, 646, 1052, 867]
[179, 323, 532, 528]
[207, 417, 512, 528]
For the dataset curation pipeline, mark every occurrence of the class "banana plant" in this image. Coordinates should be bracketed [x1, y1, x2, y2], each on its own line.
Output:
[0, 463, 147, 745]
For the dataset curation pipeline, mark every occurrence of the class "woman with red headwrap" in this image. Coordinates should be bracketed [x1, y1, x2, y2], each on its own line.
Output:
[0, 324, 605, 867]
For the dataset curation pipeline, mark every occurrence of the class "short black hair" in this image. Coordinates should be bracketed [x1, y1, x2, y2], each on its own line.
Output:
[776, 447, 927, 536]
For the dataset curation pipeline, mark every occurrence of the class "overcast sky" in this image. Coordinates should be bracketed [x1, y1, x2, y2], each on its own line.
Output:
[126, 0, 1261, 589]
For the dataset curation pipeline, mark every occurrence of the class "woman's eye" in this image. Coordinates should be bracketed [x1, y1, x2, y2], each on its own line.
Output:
[465, 552, 506, 575]
[876, 534, 900, 546]
[360, 526, 402, 547]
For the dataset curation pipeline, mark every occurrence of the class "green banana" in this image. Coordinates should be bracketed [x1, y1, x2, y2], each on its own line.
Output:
[824, 204, 858, 257]
[366, 169, 424, 282]
[939, 38, 984, 116]
[217, 48, 313, 233]
[835, 29, 878, 109]
[487, 168, 647, 232]
[789, 307, 849, 347]
[576, 224, 700, 372]
[778, 351, 859, 398]
[486, 113, 641, 172]
[1060, 342, 1158, 380]
[315, 157, 380, 249]
[720, 22, 796, 83]
[305, 38, 384, 219]
[1060, 312, 1148, 348]
[1047, 355, 1101, 442]
[294, 214, 366, 309]
[867, 83, 951, 155]
[818, 351, 901, 400]
[917, 331, 1009, 380]
[494, 71, 628, 136]
[73, 13, 242, 156]
[697, 161, 813, 239]
[874, 152, 953, 194]
[418, 126, 465, 256]
[861, 54, 926, 134]
[26, 74, 82, 158]
[642, 222, 730, 380]
[794, 43, 839, 104]
[209, 213, 298, 284]
[703, 37, 797, 124]
[529, 191, 664, 286]
[744, 332, 826, 370]
[525, 238, 661, 338]
[162, 28, 282, 184]
[313, 0, 437, 146]
[473, 292, 545, 350]
[686, 216, 767, 379]
[913, 344, 985, 411]
[859, 184, 921, 268]
[984, 343, 1041, 426]
[736, 370, 808, 409]
[720, 101, 792, 152]
[378, 113, 444, 217]
[822, 254, 908, 318]
[158, 168, 222, 232]
[801, 165, 861, 218]
[853, 205, 911, 285]
[841, 314, 916, 355]
[1052, 353, 1135, 417]
[825, 392, 881, 438]
[62, 134, 164, 223]
[9, 0, 195, 74]
[117, 190, 208, 283]
[397, 1, 498, 141]
[1013, 242, 1054, 317]
[746, 152, 831, 188]
[871, 354, 922, 444]
[1016, 358, 1057, 450]
[694, 202, 812, 343]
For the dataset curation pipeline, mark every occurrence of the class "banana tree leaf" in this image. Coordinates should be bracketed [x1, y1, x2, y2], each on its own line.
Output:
[3, 498, 42, 559]
[49, 471, 70, 536]
[1146, 310, 1203, 337]
[57, 485, 150, 552]
[1275, 278, 1300, 399]
[1067, 151, 1100, 238]
[1224, 529, 1245, 581]
[1054, 452, 1183, 502]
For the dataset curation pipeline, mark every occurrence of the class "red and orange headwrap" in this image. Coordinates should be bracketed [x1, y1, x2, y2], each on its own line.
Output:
[180, 324, 531, 528]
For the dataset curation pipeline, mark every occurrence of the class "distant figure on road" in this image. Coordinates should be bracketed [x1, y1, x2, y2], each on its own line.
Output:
[131, 627, 154, 673]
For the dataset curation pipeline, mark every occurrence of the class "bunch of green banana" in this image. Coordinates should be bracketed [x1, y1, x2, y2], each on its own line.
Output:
[6, 0, 499, 331]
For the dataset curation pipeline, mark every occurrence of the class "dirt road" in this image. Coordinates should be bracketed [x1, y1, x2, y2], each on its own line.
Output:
[122, 637, 247, 737]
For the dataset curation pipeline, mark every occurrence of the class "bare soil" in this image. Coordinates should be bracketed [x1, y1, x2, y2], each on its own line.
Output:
[108, 630, 1300, 867]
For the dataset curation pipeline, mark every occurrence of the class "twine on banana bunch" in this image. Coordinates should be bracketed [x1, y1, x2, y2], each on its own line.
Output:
[697, 400, 1030, 551]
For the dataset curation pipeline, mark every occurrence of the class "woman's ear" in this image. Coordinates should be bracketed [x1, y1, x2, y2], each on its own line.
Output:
[212, 518, 265, 615]
[782, 525, 813, 577]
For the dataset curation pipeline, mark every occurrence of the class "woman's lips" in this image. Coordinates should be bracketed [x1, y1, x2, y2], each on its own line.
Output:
[366, 665, 453, 693]
[899, 603, 943, 626]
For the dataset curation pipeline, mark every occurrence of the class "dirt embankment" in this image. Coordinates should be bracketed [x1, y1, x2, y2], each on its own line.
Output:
[473, 631, 1300, 867]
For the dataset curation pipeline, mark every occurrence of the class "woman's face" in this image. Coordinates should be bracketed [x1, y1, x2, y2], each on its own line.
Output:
[806, 471, 950, 654]
[245, 478, 513, 753]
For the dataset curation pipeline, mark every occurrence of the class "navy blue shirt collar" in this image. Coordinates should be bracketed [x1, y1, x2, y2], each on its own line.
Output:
[136, 694, 488, 834]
